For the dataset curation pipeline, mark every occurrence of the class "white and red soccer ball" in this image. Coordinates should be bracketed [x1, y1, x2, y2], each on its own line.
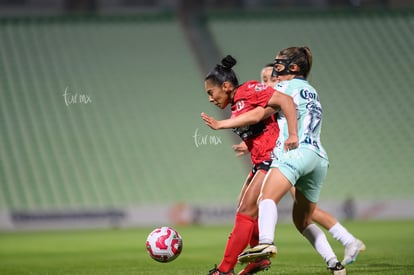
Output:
[146, 226, 183, 263]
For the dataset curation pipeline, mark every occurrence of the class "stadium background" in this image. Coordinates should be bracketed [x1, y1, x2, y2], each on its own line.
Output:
[0, 0, 413, 230]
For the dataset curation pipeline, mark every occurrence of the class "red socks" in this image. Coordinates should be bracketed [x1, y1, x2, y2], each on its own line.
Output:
[250, 216, 259, 248]
[218, 213, 257, 272]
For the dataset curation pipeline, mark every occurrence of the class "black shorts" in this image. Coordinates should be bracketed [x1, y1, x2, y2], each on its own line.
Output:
[250, 159, 272, 177]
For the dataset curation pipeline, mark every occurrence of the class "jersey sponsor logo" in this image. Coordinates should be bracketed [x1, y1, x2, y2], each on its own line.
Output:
[236, 100, 245, 111]
[247, 83, 267, 92]
[306, 102, 322, 114]
[254, 83, 266, 92]
[300, 89, 319, 101]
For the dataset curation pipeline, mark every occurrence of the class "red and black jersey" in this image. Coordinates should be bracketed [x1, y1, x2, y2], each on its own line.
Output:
[231, 80, 280, 165]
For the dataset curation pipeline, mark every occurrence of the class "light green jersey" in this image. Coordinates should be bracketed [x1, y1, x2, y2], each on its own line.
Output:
[273, 78, 328, 160]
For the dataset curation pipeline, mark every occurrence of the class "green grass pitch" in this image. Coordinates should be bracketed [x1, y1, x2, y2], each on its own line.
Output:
[1, 220, 413, 274]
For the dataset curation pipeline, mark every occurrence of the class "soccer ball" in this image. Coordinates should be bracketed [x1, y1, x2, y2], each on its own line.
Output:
[146, 226, 183, 263]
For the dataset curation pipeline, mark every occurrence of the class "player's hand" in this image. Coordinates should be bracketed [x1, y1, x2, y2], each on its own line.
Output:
[232, 142, 249, 156]
[201, 112, 222, 130]
[284, 135, 299, 151]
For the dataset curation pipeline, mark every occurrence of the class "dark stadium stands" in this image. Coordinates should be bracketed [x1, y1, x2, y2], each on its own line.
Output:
[1, 9, 413, 227]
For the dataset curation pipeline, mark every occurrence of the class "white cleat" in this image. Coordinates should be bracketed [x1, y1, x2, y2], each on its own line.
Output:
[342, 239, 366, 265]
[237, 244, 277, 264]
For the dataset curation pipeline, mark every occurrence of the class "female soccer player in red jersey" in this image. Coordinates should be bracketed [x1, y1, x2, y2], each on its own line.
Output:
[204, 55, 298, 275]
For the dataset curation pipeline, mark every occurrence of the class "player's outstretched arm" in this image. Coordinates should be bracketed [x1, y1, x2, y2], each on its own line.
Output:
[201, 107, 266, 130]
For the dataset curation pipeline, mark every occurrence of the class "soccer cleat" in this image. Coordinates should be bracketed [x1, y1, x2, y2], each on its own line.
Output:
[207, 265, 235, 275]
[342, 239, 366, 265]
[238, 244, 277, 264]
[238, 258, 271, 275]
[328, 262, 346, 275]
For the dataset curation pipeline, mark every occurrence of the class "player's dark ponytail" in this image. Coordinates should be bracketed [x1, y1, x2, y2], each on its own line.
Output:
[205, 55, 239, 87]
[221, 55, 237, 70]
